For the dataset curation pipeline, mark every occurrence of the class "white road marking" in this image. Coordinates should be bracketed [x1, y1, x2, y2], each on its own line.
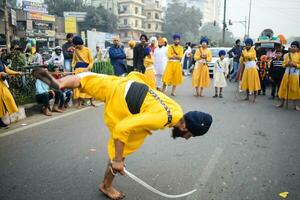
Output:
[0, 103, 103, 139]
[187, 147, 223, 200]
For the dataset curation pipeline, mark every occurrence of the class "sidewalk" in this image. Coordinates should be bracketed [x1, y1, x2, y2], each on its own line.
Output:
[0, 101, 103, 136]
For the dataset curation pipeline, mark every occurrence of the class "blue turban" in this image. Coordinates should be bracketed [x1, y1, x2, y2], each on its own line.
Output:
[244, 38, 253, 46]
[219, 50, 226, 57]
[291, 41, 300, 48]
[173, 34, 181, 40]
[144, 47, 151, 56]
[184, 111, 213, 137]
[200, 37, 209, 44]
[72, 36, 83, 45]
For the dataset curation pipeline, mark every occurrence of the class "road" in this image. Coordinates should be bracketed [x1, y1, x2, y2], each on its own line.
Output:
[0, 77, 299, 200]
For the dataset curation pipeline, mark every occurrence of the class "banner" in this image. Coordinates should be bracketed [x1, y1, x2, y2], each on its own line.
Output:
[64, 16, 77, 33]
[22, 0, 48, 14]
[30, 13, 55, 22]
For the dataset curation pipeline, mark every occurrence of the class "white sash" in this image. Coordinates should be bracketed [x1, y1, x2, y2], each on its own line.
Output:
[245, 61, 256, 69]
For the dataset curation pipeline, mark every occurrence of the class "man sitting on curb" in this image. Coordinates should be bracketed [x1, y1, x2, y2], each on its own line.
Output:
[35, 67, 64, 116]
[32, 67, 213, 200]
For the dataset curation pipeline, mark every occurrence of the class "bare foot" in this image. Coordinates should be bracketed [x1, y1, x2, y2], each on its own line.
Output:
[90, 102, 97, 107]
[295, 106, 300, 111]
[193, 92, 199, 97]
[52, 107, 63, 113]
[171, 93, 176, 96]
[99, 183, 125, 200]
[244, 97, 249, 101]
[276, 104, 284, 108]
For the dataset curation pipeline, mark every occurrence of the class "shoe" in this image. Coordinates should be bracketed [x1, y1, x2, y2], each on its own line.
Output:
[269, 96, 275, 100]
[32, 67, 60, 90]
[64, 103, 70, 109]
[219, 94, 223, 98]
[213, 94, 218, 98]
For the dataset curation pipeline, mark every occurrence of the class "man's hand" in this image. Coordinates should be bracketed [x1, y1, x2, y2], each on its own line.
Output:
[0, 72, 7, 78]
[112, 160, 125, 175]
[49, 90, 55, 97]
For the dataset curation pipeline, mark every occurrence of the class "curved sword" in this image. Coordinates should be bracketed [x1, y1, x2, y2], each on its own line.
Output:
[124, 168, 197, 199]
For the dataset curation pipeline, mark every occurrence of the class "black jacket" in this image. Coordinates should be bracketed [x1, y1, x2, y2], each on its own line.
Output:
[62, 41, 74, 60]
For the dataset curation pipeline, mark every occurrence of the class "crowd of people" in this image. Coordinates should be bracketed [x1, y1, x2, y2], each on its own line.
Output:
[0, 32, 299, 128]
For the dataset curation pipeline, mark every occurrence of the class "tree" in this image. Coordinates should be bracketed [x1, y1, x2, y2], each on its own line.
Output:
[163, 0, 203, 43]
[199, 23, 236, 47]
[44, 0, 118, 33]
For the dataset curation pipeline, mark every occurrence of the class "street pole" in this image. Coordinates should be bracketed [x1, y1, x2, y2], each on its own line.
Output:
[247, 0, 252, 37]
[244, 16, 247, 39]
[3, 0, 11, 50]
[222, 0, 227, 46]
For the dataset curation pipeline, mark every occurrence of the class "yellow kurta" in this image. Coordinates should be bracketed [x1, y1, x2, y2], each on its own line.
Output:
[0, 66, 19, 118]
[144, 55, 156, 88]
[240, 47, 261, 92]
[77, 72, 183, 159]
[192, 48, 212, 87]
[162, 44, 184, 85]
[72, 46, 94, 99]
[278, 52, 300, 100]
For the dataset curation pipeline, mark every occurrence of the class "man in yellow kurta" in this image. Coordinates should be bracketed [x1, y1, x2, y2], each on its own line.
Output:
[32, 67, 213, 200]
[192, 37, 212, 97]
[239, 38, 261, 102]
[72, 35, 95, 107]
[0, 60, 22, 128]
[277, 41, 300, 111]
[162, 34, 184, 96]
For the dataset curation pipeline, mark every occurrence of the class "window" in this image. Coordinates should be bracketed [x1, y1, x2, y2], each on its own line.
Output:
[123, 5, 128, 12]
[124, 19, 128, 25]
[155, 13, 159, 19]
[147, 12, 151, 18]
[135, 20, 138, 27]
[148, 24, 151, 29]
[135, 7, 139, 14]
[155, 24, 158, 30]
[125, 32, 128, 37]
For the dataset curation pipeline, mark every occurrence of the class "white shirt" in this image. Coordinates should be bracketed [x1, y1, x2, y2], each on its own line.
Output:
[153, 46, 168, 75]
[181, 46, 192, 65]
[46, 52, 64, 67]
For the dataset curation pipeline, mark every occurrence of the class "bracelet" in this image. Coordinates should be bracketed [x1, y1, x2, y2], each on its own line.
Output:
[112, 158, 123, 163]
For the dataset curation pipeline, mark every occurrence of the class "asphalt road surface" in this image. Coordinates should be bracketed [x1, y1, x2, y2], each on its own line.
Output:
[1, 77, 299, 200]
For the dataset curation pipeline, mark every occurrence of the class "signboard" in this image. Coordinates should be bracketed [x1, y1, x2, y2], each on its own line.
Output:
[22, 0, 48, 14]
[45, 30, 55, 37]
[64, 12, 87, 22]
[87, 31, 118, 56]
[30, 13, 55, 22]
[26, 20, 33, 30]
[11, 9, 17, 26]
[64, 16, 77, 33]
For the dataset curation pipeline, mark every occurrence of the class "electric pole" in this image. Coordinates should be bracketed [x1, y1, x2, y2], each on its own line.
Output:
[222, 0, 227, 46]
[3, 0, 11, 50]
[247, 0, 252, 37]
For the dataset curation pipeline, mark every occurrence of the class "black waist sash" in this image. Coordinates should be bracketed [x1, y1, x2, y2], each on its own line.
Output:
[125, 82, 149, 115]
[125, 82, 173, 127]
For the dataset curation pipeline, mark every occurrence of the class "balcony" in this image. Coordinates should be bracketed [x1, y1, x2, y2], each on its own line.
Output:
[118, 23, 144, 31]
[118, 13, 146, 19]
[144, 18, 164, 23]
[118, 0, 145, 6]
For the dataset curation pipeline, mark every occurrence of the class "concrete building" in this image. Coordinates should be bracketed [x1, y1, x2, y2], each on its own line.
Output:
[117, 0, 146, 42]
[143, 0, 164, 37]
[167, 0, 222, 24]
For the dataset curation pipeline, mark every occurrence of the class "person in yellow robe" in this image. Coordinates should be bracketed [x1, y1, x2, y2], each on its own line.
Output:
[32, 67, 213, 200]
[192, 37, 212, 97]
[143, 47, 156, 88]
[0, 60, 22, 128]
[162, 34, 184, 96]
[72, 36, 95, 108]
[277, 41, 300, 111]
[239, 38, 261, 102]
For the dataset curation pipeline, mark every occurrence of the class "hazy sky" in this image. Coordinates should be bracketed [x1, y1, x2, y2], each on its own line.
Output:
[226, 0, 300, 39]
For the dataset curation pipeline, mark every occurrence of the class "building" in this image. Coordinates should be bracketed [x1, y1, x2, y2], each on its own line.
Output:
[90, 0, 118, 15]
[167, 0, 222, 24]
[117, 0, 146, 42]
[143, 0, 164, 37]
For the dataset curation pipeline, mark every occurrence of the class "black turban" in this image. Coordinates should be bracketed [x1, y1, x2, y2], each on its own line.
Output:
[184, 111, 213, 137]
[291, 41, 300, 49]
[72, 36, 83, 45]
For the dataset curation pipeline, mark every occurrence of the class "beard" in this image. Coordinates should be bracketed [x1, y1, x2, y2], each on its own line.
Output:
[171, 127, 182, 139]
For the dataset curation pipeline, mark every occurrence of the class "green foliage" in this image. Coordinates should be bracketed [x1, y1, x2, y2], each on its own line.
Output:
[44, 0, 118, 32]
[163, 0, 203, 43]
[199, 23, 236, 47]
